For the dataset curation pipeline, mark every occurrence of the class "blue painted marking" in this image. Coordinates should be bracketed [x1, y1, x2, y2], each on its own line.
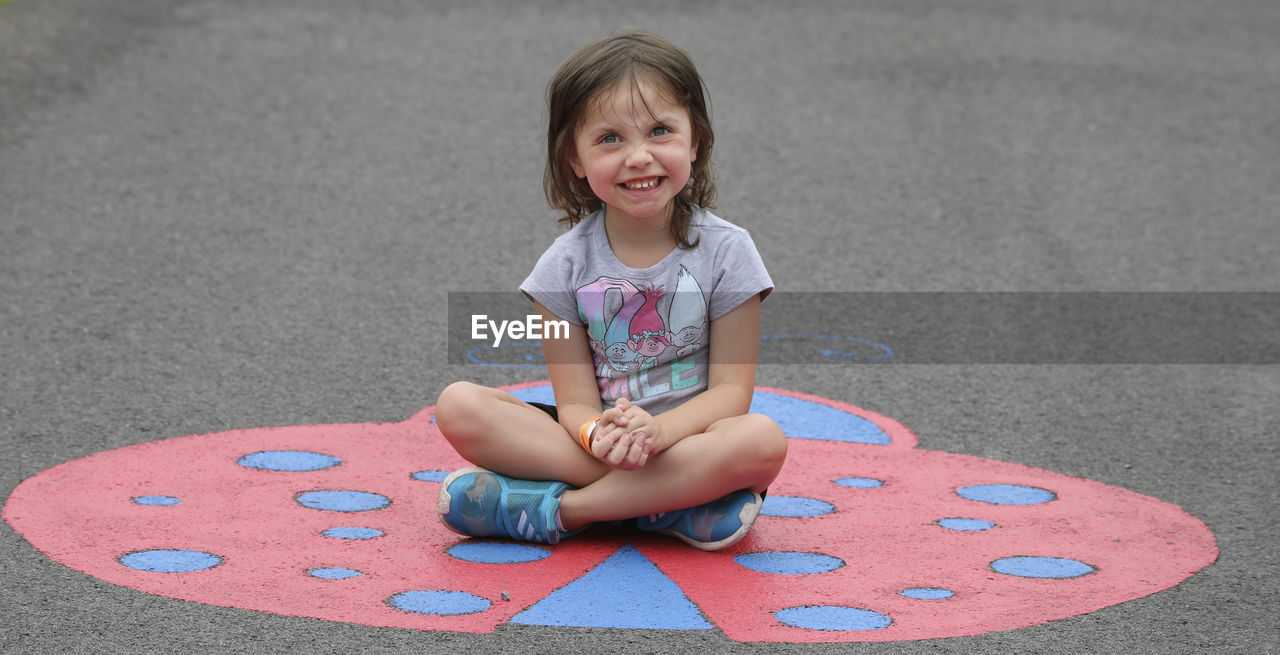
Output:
[411, 470, 450, 482]
[761, 496, 835, 518]
[132, 495, 180, 506]
[774, 605, 892, 631]
[295, 490, 390, 512]
[991, 556, 1095, 579]
[749, 391, 891, 444]
[508, 385, 556, 405]
[467, 342, 544, 369]
[900, 587, 955, 599]
[936, 517, 996, 531]
[510, 544, 712, 629]
[308, 567, 361, 579]
[237, 450, 341, 472]
[734, 552, 844, 575]
[448, 542, 551, 564]
[387, 590, 491, 616]
[957, 484, 1056, 505]
[833, 477, 883, 488]
[321, 527, 384, 540]
[119, 549, 222, 573]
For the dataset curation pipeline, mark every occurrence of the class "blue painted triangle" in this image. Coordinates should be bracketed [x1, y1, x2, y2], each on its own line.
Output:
[508, 544, 712, 629]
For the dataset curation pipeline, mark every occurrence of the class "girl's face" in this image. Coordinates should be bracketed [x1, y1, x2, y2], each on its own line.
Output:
[570, 78, 698, 225]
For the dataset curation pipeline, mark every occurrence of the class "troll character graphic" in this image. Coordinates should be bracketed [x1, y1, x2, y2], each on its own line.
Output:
[627, 286, 672, 369]
[666, 266, 708, 358]
[577, 277, 643, 375]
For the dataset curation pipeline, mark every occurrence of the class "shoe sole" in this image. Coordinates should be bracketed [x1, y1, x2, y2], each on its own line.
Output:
[437, 466, 491, 537]
[663, 491, 763, 551]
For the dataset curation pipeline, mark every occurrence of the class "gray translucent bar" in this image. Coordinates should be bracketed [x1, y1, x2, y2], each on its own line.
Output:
[449, 292, 1279, 365]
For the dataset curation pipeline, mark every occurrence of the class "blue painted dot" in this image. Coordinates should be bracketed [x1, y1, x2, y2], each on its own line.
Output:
[321, 527, 385, 540]
[411, 470, 450, 482]
[957, 484, 1056, 505]
[775, 605, 892, 631]
[295, 490, 390, 512]
[388, 590, 491, 616]
[900, 587, 955, 600]
[308, 567, 361, 579]
[238, 450, 341, 472]
[992, 556, 1095, 579]
[734, 552, 844, 575]
[448, 542, 551, 564]
[132, 495, 180, 506]
[833, 477, 883, 488]
[119, 549, 222, 573]
[936, 517, 996, 531]
[761, 496, 835, 518]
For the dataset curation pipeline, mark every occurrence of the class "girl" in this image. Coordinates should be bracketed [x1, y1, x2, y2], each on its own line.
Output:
[435, 31, 786, 551]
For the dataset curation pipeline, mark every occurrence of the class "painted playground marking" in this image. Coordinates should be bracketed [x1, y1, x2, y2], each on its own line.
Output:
[2, 383, 1216, 643]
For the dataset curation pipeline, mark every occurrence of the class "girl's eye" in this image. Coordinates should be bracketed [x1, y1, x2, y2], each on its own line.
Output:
[651, 126, 671, 137]
[600, 134, 620, 144]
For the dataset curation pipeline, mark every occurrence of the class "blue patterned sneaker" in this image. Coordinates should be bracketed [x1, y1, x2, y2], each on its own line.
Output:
[637, 489, 763, 551]
[437, 467, 578, 545]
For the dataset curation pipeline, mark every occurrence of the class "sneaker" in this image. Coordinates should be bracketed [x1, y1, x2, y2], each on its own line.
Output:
[437, 467, 578, 544]
[637, 489, 763, 551]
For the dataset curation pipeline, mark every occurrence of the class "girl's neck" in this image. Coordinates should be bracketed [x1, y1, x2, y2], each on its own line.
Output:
[603, 203, 677, 269]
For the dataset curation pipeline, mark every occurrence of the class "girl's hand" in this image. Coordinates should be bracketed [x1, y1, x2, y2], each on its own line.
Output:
[591, 398, 662, 470]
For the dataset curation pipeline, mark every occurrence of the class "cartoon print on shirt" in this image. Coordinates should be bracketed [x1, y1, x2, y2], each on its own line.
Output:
[575, 267, 709, 404]
[627, 286, 671, 369]
[666, 266, 708, 358]
[577, 277, 643, 376]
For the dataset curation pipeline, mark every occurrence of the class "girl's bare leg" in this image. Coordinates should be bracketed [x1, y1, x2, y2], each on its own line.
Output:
[434, 381, 608, 487]
[435, 381, 789, 532]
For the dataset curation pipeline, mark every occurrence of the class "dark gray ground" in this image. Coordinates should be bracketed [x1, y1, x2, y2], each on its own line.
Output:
[2, 0, 1277, 653]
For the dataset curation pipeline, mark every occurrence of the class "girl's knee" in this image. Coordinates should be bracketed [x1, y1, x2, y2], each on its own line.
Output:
[712, 413, 787, 476]
[742, 413, 788, 467]
[435, 381, 488, 439]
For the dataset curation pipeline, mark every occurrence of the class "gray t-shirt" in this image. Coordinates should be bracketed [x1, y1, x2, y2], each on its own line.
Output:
[520, 207, 773, 415]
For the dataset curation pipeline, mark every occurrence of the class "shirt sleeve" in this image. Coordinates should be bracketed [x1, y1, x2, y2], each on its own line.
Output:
[708, 228, 774, 321]
[519, 238, 583, 325]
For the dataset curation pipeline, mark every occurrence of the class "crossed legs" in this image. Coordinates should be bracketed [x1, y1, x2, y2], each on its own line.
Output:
[433, 381, 788, 531]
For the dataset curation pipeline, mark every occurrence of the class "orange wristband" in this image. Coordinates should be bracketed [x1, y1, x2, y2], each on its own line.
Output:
[578, 417, 600, 452]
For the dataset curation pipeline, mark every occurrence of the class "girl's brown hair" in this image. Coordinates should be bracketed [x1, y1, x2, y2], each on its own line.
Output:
[544, 31, 715, 249]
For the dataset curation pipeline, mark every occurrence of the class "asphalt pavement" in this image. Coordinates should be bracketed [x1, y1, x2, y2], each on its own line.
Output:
[2, 0, 1277, 653]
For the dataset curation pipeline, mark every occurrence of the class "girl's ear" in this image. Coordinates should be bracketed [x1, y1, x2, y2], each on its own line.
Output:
[569, 149, 585, 179]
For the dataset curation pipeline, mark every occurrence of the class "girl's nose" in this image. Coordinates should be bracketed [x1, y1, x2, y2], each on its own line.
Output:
[625, 146, 653, 168]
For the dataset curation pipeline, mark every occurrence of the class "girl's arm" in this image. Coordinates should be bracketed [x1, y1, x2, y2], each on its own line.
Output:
[534, 301, 604, 438]
[644, 293, 762, 452]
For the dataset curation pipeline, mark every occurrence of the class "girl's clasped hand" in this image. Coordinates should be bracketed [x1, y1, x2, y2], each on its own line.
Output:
[590, 397, 665, 470]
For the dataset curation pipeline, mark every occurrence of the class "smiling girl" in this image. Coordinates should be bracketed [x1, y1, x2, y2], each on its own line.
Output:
[434, 31, 786, 551]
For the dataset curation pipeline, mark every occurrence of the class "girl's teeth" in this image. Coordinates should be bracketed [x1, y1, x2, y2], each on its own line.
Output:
[626, 178, 659, 190]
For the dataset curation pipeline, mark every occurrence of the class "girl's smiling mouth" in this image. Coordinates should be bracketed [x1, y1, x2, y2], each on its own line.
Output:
[622, 176, 664, 191]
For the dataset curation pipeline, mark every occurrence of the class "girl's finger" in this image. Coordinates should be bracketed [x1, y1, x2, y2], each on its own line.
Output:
[591, 427, 619, 459]
[607, 432, 634, 467]
[601, 407, 625, 427]
[627, 434, 649, 468]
